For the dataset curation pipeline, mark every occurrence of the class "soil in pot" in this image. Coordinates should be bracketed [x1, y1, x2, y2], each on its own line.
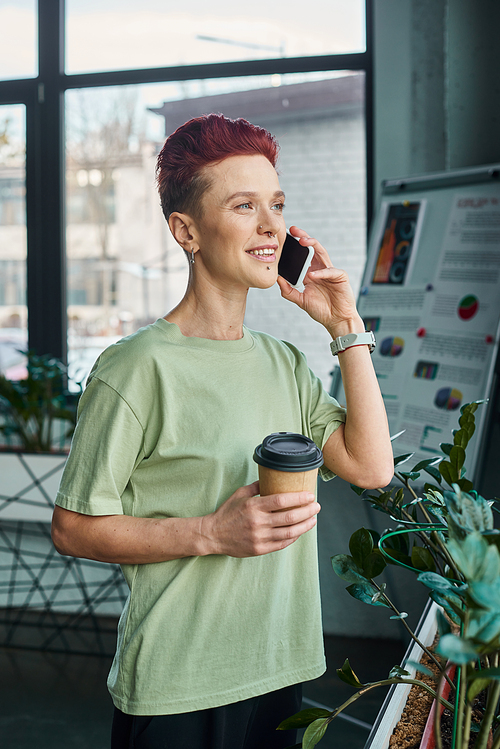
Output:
[389, 637, 489, 749]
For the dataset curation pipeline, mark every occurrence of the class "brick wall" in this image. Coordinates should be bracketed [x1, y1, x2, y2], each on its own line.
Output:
[245, 111, 366, 389]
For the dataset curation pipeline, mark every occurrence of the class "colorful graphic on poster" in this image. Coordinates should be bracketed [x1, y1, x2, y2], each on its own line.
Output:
[457, 294, 479, 321]
[380, 336, 405, 357]
[372, 202, 421, 285]
[434, 387, 462, 411]
[363, 317, 381, 333]
[413, 361, 439, 380]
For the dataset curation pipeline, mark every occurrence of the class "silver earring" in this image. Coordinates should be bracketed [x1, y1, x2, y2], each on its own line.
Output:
[190, 249, 195, 265]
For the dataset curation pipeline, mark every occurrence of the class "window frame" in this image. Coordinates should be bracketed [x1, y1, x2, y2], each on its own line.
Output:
[0, 0, 373, 362]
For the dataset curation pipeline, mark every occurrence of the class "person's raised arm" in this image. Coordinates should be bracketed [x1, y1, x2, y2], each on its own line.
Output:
[277, 226, 394, 490]
[51, 483, 320, 564]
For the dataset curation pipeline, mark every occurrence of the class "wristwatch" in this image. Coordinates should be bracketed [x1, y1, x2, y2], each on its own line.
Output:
[330, 331, 376, 356]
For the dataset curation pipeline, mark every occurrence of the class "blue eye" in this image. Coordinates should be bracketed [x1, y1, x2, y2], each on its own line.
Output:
[237, 203, 251, 209]
[272, 202, 285, 211]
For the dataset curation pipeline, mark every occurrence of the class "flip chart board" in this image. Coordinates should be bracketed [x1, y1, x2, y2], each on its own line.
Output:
[333, 164, 500, 483]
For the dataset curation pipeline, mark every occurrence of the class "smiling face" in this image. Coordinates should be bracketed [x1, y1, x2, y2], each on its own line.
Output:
[185, 154, 287, 291]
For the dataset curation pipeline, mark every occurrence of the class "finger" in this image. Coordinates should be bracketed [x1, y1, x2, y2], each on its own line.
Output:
[289, 225, 334, 268]
[265, 514, 319, 546]
[277, 276, 305, 308]
[306, 266, 345, 282]
[259, 491, 317, 512]
[288, 225, 310, 240]
[271, 502, 321, 528]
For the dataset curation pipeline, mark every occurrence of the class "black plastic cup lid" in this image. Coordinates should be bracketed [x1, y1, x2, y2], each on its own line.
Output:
[253, 432, 323, 472]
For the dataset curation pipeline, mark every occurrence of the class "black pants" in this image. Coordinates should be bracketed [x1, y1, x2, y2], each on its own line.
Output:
[111, 684, 302, 749]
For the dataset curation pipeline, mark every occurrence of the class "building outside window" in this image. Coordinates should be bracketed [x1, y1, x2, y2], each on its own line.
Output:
[0, 1, 371, 389]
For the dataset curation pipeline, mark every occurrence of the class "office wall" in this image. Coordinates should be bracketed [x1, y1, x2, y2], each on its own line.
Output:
[319, 0, 500, 637]
[373, 0, 500, 195]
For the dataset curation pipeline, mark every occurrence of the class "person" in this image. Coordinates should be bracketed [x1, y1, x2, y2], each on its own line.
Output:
[51, 114, 393, 749]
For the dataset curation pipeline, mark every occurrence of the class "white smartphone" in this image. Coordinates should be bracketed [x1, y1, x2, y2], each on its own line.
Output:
[278, 233, 314, 288]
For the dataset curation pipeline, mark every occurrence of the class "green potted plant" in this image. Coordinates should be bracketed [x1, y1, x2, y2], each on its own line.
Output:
[0, 350, 80, 453]
[278, 402, 500, 749]
[0, 350, 81, 523]
[0, 352, 127, 654]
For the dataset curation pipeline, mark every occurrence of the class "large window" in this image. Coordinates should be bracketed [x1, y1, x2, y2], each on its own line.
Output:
[0, 0, 372, 388]
[66, 0, 365, 73]
[0, 1, 37, 81]
[0, 105, 27, 378]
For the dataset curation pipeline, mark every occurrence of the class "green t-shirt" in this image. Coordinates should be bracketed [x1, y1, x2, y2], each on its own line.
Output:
[56, 319, 346, 715]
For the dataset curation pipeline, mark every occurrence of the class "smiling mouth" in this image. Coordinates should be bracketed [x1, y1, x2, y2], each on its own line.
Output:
[246, 248, 277, 262]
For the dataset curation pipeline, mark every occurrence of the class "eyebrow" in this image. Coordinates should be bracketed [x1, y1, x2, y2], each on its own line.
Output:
[225, 190, 286, 203]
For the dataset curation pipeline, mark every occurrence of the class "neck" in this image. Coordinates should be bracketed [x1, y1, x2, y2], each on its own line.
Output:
[165, 275, 248, 341]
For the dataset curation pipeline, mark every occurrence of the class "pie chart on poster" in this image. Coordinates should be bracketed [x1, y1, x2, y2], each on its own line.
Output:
[458, 295, 479, 320]
[434, 387, 462, 411]
[380, 336, 404, 357]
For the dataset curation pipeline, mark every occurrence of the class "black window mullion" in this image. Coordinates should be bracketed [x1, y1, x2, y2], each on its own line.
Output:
[0, 0, 372, 364]
[27, 0, 66, 361]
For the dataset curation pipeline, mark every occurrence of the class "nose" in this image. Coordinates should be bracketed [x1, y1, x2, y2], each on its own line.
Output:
[258, 208, 282, 238]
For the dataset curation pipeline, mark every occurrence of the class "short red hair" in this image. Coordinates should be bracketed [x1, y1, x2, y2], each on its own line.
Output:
[156, 113, 279, 220]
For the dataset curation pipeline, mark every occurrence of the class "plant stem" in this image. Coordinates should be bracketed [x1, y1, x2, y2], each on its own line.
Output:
[461, 701, 472, 749]
[372, 580, 455, 693]
[475, 680, 500, 749]
[434, 668, 445, 749]
[328, 677, 454, 726]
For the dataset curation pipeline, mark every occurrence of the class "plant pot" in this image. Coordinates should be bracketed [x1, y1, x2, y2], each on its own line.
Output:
[0, 450, 129, 654]
[0, 450, 67, 522]
[364, 600, 439, 749]
[420, 663, 457, 749]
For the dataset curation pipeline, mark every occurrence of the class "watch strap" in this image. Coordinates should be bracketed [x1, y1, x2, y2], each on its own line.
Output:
[330, 330, 376, 356]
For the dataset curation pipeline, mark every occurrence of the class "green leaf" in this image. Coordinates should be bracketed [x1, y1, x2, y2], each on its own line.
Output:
[394, 453, 414, 467]
[456, 478, 474, 493]
[424, 465, 442, 483]
[382, 548, 412, 568]
[417, 572, 459, 593]
[362, 551, 387, 579]
[440, 443, 453, 456]
[393, 488, 406, 508]
[389, 665, 411, 677]
[449, 445, 466, 473]
[277, 708, 331, 731]
[349, 528, 374, 568]
[399, 471, 421, 482]
[468, 611, 500, 644]
[439, 461, 459, 486]
[303, 717, 329, 749]
[453, 429, 470, 449]
[444, 490, 494, 533]
[331, 554, 366, 583]
[448, 532, 500, 583]
[405, 660, 435, 678]
[336, 658, 364, 688]
[346, 582, 390, 608]
[411, 546, 436, 572]
[430, 591, 465, 624]
[468, 667, 500, 682]
[412, 457, 441, 472]
[437, 634, 478, 664]
[468, 678, 491, 703]
[436, 608, 452, 636]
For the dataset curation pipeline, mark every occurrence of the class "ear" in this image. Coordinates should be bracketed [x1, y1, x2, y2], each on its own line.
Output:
[168, 212, 200, 253]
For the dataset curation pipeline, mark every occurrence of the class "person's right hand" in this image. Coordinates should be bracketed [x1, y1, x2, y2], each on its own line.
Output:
[200, 481, 321, 558]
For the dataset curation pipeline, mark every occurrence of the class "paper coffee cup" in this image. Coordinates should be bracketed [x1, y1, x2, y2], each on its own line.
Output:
[253, 432, 323, 496]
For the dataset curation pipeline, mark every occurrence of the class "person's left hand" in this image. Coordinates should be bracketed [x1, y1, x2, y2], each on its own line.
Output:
[277, 226, 363, 338]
